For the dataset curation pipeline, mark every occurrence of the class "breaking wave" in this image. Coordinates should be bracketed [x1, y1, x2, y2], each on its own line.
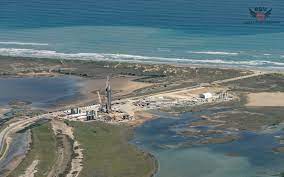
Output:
[0, 48, 283, 68]
[187, 51, 239, 56]
[0, 41, 48, 46]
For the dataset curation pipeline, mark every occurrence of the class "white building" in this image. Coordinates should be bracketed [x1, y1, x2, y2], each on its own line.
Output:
[68, 104, 101, 115]
[200, 92, 213, 99]
[64, 104, 101, 121]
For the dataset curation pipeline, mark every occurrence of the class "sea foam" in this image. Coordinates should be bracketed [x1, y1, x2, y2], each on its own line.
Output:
[0, 48, 283, 68]
[0, 41, 49, 46]
[187, 51, 239, 56]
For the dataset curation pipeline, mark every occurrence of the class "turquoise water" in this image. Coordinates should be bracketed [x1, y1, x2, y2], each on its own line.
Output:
[0, 76, 81, 108]
[0, 0, 283, 69]
[133, 112, 284, 177]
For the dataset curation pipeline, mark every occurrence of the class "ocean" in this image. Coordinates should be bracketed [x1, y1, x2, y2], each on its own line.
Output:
[0, 0, 283, 69]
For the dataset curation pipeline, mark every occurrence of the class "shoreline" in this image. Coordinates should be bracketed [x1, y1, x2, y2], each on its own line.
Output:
[0, 55, 283, 74]
[127, 124, 159, 177]
[0, 53, 283, 73]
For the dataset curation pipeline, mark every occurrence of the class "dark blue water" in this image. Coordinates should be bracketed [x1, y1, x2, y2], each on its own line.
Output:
[0, 76, 81, 108]
[0, 0, 283, 69]
[133, 112, 284, 177]
[0, 0, 283, 32]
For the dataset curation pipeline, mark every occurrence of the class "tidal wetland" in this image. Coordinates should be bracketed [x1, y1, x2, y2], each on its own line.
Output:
[0, 57, 282, 177]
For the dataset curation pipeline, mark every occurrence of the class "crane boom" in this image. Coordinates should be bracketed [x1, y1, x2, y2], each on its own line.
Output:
[97, 91, 102, 105]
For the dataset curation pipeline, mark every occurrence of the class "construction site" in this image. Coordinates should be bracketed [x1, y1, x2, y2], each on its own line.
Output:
[58, 75, 234, 123]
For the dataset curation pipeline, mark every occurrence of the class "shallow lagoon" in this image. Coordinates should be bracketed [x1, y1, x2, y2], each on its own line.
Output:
[0, 76, 82, 172]
[133, 112, 284, 177]
[0, 76, 82, 108]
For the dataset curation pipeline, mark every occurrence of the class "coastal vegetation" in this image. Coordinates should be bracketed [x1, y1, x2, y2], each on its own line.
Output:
[224, 73, 284, 92]
[69, 121, 156, 177]
[9, 122, 57, 177]
[0, 56, 251, 98]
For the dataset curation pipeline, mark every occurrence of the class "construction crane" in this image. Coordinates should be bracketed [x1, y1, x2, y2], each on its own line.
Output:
[97, 91, 102, 105]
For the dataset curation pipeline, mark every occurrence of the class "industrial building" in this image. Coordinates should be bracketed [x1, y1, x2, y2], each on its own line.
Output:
[67, 104, 100, 121]
[200, 92, 213, 99]
[62, 76, 134, 122]
[59, 75, 233, 124]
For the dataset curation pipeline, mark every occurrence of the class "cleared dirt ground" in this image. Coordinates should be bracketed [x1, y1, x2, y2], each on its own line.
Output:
[246, 92, 284, 107]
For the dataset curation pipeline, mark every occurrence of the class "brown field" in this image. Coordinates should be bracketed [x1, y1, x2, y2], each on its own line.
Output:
[82, 76, 153, 98]
[246, 92, 284, 107]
